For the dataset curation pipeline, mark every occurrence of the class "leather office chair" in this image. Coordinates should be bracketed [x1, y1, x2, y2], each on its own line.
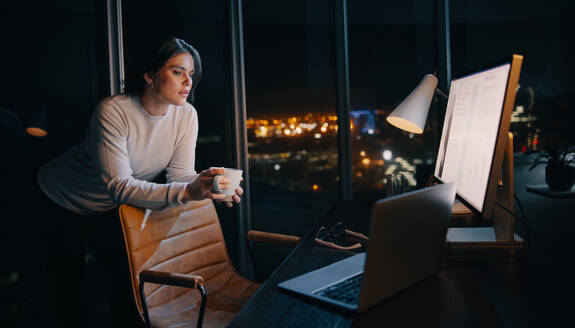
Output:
[118, 199, 300, 328]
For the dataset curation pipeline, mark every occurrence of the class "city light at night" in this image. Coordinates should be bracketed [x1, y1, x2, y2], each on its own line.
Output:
[247, 110, 436, 195]
[383, 150, 392, 161]
[247, 113, 339, 139]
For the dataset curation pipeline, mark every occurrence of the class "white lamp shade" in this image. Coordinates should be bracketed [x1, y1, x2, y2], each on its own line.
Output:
[386, 74, 438, 134]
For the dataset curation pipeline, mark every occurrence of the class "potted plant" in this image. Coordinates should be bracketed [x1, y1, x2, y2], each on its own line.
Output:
[529, 144, 575, 191]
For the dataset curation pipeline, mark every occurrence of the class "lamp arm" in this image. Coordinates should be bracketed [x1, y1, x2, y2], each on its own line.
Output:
[434, 88, 448, 100]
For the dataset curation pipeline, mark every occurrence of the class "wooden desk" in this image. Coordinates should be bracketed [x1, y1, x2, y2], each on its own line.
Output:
[228, 200, 574, 327]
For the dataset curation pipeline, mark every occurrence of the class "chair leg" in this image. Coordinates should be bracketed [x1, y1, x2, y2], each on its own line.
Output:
[197, 284, 207, 328]
[139, 281, 152, 328]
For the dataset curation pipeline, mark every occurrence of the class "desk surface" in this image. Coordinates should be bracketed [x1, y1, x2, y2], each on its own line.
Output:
[228, 200, 574, 327]
[526, 184, 575, 198]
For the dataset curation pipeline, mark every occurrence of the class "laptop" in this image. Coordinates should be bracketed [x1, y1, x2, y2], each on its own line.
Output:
[277, 182, 456, 313]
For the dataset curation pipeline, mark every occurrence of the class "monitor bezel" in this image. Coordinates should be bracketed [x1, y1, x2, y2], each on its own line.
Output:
[433, 55, 523, 220]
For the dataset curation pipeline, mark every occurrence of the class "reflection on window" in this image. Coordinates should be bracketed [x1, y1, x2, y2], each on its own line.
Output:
[349, 108, 438, 201]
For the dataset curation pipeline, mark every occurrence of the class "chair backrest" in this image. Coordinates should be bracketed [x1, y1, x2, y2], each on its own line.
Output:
[118, 199, 236, 315]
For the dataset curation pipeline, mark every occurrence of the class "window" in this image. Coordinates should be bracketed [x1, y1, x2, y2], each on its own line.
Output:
[244, 0, 339, 279]
[348, 0, 440, 202]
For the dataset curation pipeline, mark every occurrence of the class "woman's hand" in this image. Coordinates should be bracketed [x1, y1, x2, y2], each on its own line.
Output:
[183, 168, 243, 207]
[183, 168, 229, 202]
[222, 183, 243, 208]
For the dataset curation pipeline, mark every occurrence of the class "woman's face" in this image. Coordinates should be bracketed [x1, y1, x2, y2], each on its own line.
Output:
[146, 52, 195, 106]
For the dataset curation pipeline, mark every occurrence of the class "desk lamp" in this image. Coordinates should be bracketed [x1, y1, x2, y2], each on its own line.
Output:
[386, 74, 447, 134]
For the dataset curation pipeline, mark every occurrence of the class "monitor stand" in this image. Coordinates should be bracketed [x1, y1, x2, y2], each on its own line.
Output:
[445, 133, 523, 254]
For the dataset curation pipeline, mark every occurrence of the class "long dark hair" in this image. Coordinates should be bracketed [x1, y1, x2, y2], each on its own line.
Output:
[124, 36, 202, 105]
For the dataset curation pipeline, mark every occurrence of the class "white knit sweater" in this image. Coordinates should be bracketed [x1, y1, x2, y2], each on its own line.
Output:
[37, 93, 199, 215]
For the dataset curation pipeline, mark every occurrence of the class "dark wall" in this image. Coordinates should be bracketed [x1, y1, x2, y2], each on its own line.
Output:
[0, 0, 109, 164]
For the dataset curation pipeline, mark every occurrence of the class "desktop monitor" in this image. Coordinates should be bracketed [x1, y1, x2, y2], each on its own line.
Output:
[434, 55, 523, 221]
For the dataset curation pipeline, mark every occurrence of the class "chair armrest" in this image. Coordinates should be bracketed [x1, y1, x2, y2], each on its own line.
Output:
[140, 270, 204, 288]
[139, 270, 206, 328]
[247, 230, 301, 247]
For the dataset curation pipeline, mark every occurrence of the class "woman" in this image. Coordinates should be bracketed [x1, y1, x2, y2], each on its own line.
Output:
[36, 37, 241, 327]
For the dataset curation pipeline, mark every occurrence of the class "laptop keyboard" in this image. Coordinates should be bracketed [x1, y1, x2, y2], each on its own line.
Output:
[314, 273, 363, 305]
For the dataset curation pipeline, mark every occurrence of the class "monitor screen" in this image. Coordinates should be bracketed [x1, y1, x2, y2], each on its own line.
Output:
[434, 63, 512, 214]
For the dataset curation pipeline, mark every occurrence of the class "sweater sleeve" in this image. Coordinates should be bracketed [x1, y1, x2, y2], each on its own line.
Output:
[165, 106, 200, 183]
[96, 101, 188, 210]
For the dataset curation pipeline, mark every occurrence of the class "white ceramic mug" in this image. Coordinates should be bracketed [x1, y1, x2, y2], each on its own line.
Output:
[211, 168, 243, 202]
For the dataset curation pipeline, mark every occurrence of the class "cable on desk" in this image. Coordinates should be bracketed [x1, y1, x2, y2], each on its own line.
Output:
[513, 193, 528, 227]
[494, 194, 532, 251]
